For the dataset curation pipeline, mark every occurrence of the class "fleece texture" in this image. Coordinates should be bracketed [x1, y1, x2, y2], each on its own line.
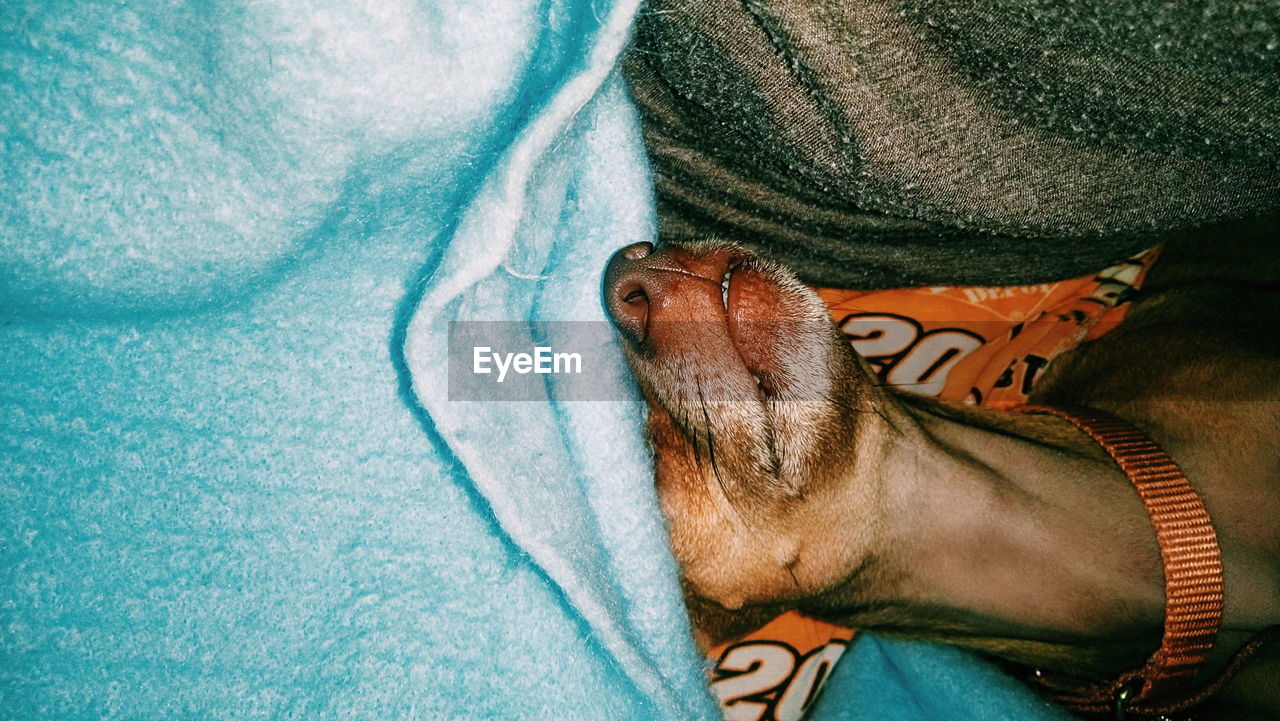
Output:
[0, 1, 1115, 720]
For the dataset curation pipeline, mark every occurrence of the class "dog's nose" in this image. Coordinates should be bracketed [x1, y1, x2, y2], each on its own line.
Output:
[619, 241, 653, 261]
[603, 242, 655, 344]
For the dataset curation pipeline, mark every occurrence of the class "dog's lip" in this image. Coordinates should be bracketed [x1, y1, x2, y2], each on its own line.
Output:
[664, 256, 764, 391]
[652, 254, 772, 397]
[721, 259, 779, 397]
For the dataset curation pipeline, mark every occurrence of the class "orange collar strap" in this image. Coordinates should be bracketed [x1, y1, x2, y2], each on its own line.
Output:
[1016, 405, 1225, 717]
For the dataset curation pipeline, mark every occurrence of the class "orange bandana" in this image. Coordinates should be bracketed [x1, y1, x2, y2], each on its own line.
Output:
[706, 248, 1160, 721]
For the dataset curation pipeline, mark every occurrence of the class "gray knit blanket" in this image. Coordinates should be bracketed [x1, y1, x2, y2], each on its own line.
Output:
[624, 0, 1279, 287]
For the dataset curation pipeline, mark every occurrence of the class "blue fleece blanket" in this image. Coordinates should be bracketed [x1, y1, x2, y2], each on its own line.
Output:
[1, 2, 1073, 719]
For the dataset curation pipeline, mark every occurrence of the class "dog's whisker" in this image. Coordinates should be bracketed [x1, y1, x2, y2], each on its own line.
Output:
[697, 382, 744, 520]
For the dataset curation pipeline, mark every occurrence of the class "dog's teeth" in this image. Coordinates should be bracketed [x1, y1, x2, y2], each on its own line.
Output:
[721, 268, 732, 309]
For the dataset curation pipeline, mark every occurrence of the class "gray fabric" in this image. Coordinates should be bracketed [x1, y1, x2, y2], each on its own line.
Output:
[623, 0, 1280, 288]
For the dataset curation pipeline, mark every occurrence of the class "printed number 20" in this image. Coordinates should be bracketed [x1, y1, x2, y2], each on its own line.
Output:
[712, 641, 847, 721]
[840, 314, 984, 397]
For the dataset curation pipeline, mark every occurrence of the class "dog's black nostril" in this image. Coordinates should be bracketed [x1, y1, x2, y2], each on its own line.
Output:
[620, 241, 654, 261]
[603, 242, 658, 345]
[609, 280, 650, 344]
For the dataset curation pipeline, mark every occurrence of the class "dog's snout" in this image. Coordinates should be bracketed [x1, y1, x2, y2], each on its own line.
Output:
[603, 241, 741, 347]
[604, 243, 656, 344]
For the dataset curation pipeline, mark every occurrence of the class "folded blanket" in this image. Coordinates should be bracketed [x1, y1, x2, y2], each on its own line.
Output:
[0, 1, 1130, 719]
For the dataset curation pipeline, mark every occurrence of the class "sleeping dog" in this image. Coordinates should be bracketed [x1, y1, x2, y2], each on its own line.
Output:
[602, 229, 1279, 719]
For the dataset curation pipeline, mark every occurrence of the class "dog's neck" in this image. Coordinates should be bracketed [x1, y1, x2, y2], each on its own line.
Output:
[804, 394, 1167, 675]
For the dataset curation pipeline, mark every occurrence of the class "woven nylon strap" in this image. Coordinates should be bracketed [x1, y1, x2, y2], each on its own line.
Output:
[1017, 405, 1225, 716]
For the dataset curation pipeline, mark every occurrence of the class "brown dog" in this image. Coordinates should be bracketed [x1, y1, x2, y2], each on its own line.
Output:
[602, 226, 1279, 719]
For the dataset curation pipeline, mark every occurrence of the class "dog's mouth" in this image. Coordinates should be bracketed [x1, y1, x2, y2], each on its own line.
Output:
[719, 259, 782, 396]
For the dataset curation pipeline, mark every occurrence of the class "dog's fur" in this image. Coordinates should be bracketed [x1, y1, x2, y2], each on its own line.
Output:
[602, 220, 1279, 719]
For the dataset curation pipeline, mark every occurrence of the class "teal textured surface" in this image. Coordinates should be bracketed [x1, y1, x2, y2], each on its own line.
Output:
[4, 1, 1076, 719]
